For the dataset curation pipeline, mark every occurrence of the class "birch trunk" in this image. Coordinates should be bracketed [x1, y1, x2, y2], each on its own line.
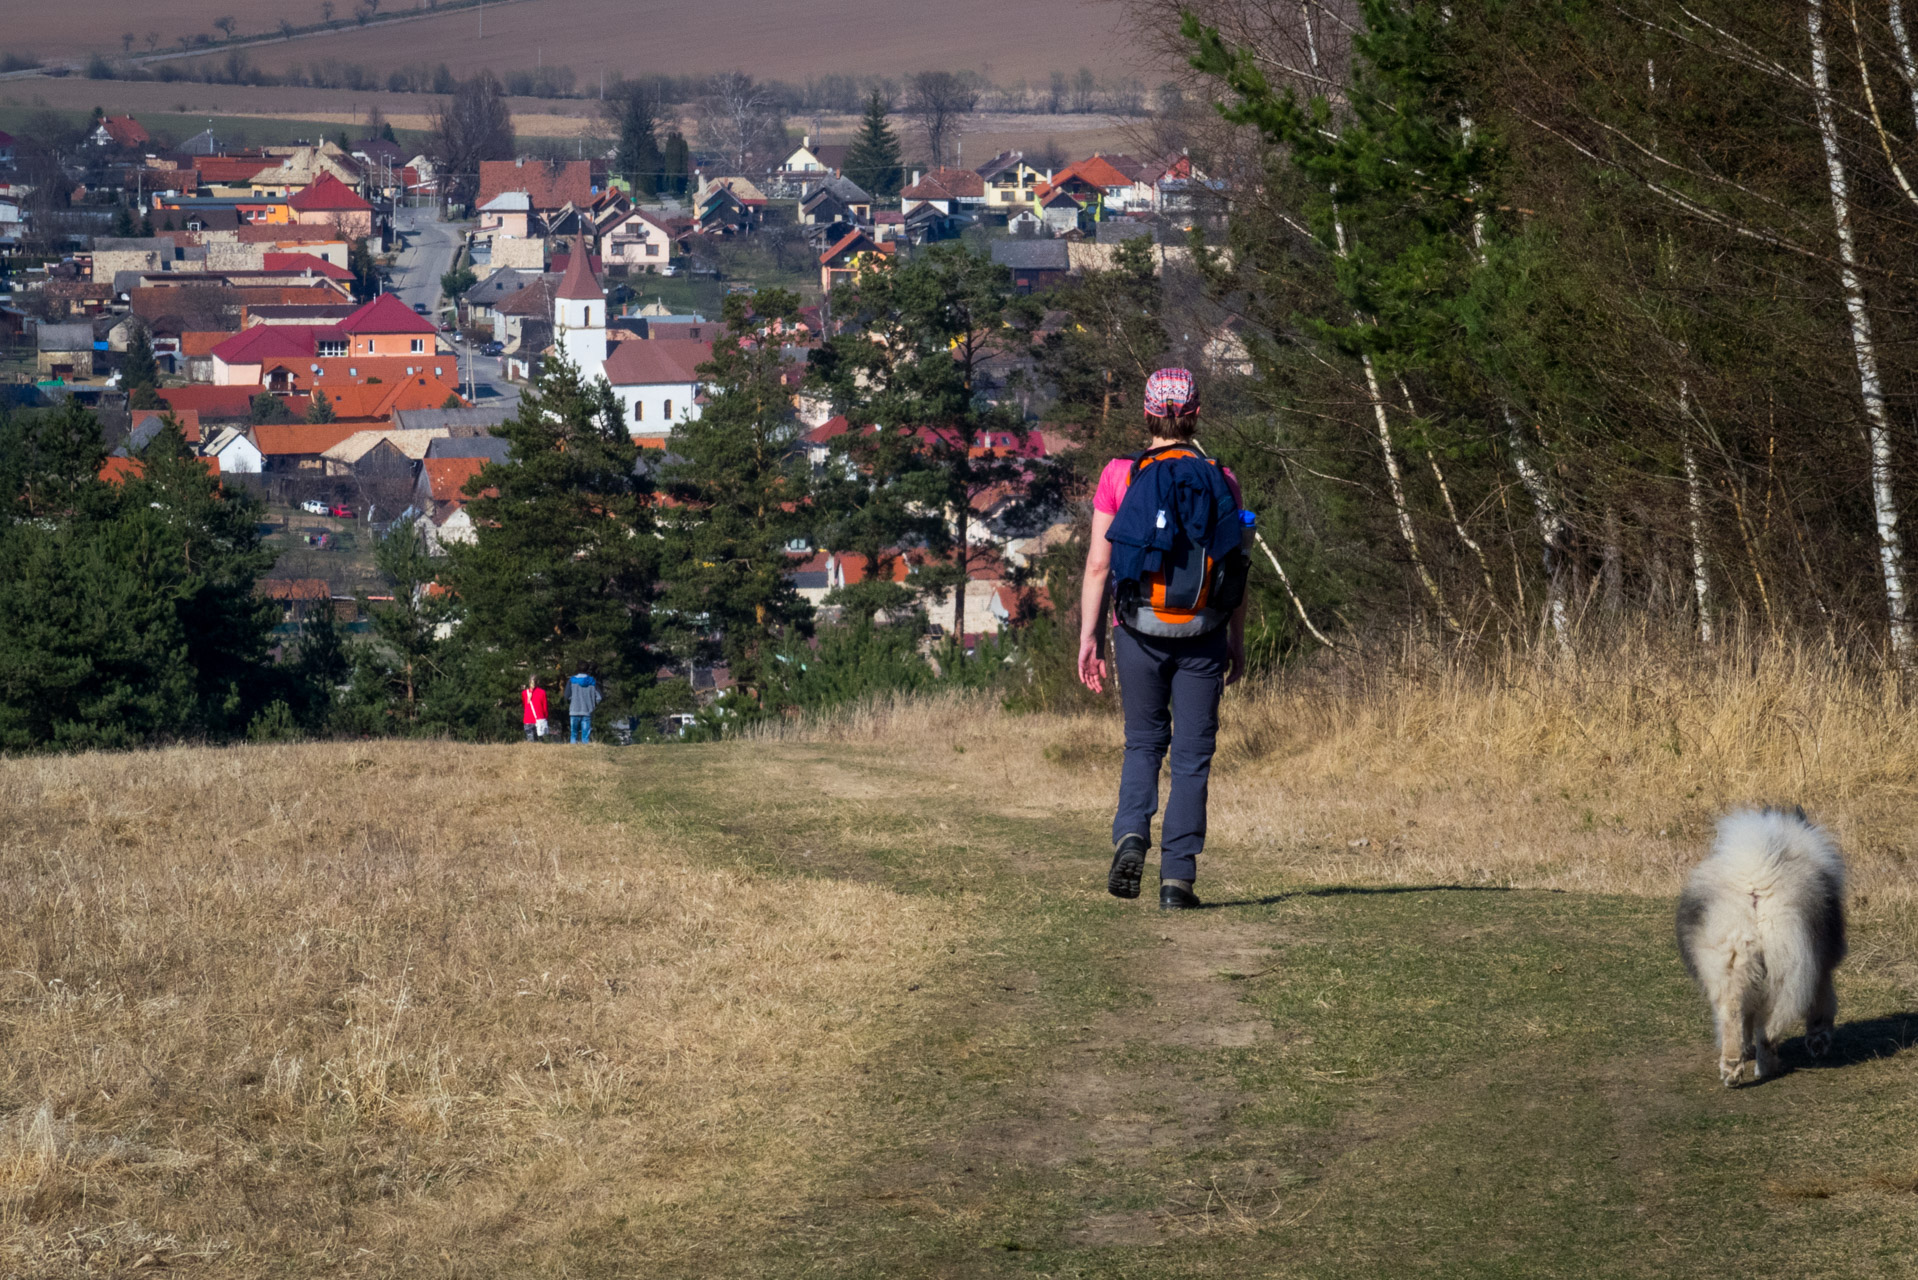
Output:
[1808, 0, 1916, 666]
[1361, 352, 1459, 629]
[1501, 407, 1572, 650]
[1681, 383, 1714, 644]
[1891, 0, 1918, 127]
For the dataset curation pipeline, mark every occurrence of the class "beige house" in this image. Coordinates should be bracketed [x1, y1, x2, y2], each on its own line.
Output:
[601, 207, 675, 272]
[477, 192, 533, 243]
[976, 152, 1051, 215]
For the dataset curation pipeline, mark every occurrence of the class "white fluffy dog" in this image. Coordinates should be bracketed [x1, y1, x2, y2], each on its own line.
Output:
[1676, 808, 1847, 1085]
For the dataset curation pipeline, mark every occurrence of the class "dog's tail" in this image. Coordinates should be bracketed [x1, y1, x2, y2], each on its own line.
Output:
[1711, 809, 1845, 1042]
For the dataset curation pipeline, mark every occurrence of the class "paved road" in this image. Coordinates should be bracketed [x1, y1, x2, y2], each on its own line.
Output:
[387, 206, 464, 317]
[386, 207, 521, 414]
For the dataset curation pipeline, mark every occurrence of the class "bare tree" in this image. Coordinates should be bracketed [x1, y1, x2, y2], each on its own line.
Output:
[907, 71, 978, 168]
[144, 31, 160, 50]
[278, 19, 295, 39]
[213, 15, 237, 39]
[121, 33, 135, 53]
[429, 70, 516, 208]
[321, 1, 336, 23]
[699, 72, 783, 172]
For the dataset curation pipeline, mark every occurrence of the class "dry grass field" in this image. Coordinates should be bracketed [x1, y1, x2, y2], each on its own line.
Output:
[0, 73, 1147, 163]
[2, 0, 1135, 80]
[7, 632, 1918, 1275]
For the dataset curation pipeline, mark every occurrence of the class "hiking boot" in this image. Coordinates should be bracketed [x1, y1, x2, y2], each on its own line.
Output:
[1160, 882, 1202, 911]
[1108, 834, 1148, 899]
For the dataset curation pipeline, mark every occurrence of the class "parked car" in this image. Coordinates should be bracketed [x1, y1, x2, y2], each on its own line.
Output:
[328, 504, 354, 519]
[299, 499, 328, 515]
[481, 340, 504, 356]
[412, 302, 429, 315]
[658, 262, 680, 277]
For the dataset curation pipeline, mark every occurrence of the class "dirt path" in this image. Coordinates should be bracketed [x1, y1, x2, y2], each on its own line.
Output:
[616, 742, 1918, 1278]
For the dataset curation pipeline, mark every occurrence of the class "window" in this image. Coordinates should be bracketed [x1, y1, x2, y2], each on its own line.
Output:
[645, 243, 658, 257]
[633, 401, 643, 422]
[319, 340, 345, 357]
[664, 398, 673, 419]
[410, 339, 424, 353]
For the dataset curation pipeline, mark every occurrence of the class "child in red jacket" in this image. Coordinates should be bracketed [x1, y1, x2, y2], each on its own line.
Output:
[521, 676, 549, 742]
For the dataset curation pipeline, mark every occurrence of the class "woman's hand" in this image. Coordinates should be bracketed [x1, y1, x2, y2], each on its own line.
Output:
[1077, 633, 1107, 693]
[1226, 631, 1246, 686]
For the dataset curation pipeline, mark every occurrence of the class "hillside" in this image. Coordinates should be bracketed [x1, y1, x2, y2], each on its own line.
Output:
[7, 645, 1918, 1275]
[3, 0, 1135, 81]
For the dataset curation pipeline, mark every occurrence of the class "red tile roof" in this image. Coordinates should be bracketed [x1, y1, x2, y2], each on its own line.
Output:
[101, 116, 150, 148]
[194, 157, 272, 185]
[601, 339, 710, 386]
[212, 324, 328, 365]
[289, 174, 373, 213]
[1048, 156, 1136, 191]
[902, 167, 986, 200]
[476, 159, 593, 211]
[421, 456, 489, 503]
[313, 376, 464, 423]
[155, 386, 313, 420]
[820, 230, 880, 264]
[253, 423, 365, 456]
[180, 331, 231, 359]
[341, 293, 436, 335]
[303, 356, 461, 386]
[99, 454, 219, 484]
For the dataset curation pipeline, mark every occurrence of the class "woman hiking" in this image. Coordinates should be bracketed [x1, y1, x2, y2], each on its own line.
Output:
[1076, 369, 1248, 910]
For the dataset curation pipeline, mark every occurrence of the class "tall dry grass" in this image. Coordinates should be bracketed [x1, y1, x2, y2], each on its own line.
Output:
[0, 743, 956, 1275]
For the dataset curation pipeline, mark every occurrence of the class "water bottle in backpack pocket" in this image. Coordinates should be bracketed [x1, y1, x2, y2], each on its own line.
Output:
[1106, 444, 1251, 638]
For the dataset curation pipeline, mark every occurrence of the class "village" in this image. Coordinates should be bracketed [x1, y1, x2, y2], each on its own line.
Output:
[0, 109, 1238, 688]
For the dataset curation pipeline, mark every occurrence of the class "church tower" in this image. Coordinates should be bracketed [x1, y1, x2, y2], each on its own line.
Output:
[553, 232, 606, 383]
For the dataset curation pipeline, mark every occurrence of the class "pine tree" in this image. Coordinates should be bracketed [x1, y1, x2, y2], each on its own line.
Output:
[304, 390, 336, 422]
[656, 289, 816, 703]
[121, 320, 158, 402]
[113, 204, 137, 237]
[0, 406, 283, 749]
[251, 391, 293, 424]
[131, 421, 282, 738]
[440, 352, 659, 710]
[662, 132, 691, 196]
[615, 88, 663, 198]
[844, 90, 904, 198]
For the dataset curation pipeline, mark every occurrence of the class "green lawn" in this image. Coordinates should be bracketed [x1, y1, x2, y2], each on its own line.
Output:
[591, 741, 1918, 1279]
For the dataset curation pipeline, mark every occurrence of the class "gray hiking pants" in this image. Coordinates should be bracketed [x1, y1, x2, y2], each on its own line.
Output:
[1112, 623, 1229, 882]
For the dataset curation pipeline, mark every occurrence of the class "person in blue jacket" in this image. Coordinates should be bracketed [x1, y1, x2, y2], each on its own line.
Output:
[1076, 369, 1247, 910]
[567, 669, 602, 744]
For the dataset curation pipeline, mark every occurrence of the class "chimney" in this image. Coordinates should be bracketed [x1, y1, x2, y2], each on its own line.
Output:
[516, 157, 525, 167]
[912, 170, 922, 187]
[803, 134, 811, 150]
